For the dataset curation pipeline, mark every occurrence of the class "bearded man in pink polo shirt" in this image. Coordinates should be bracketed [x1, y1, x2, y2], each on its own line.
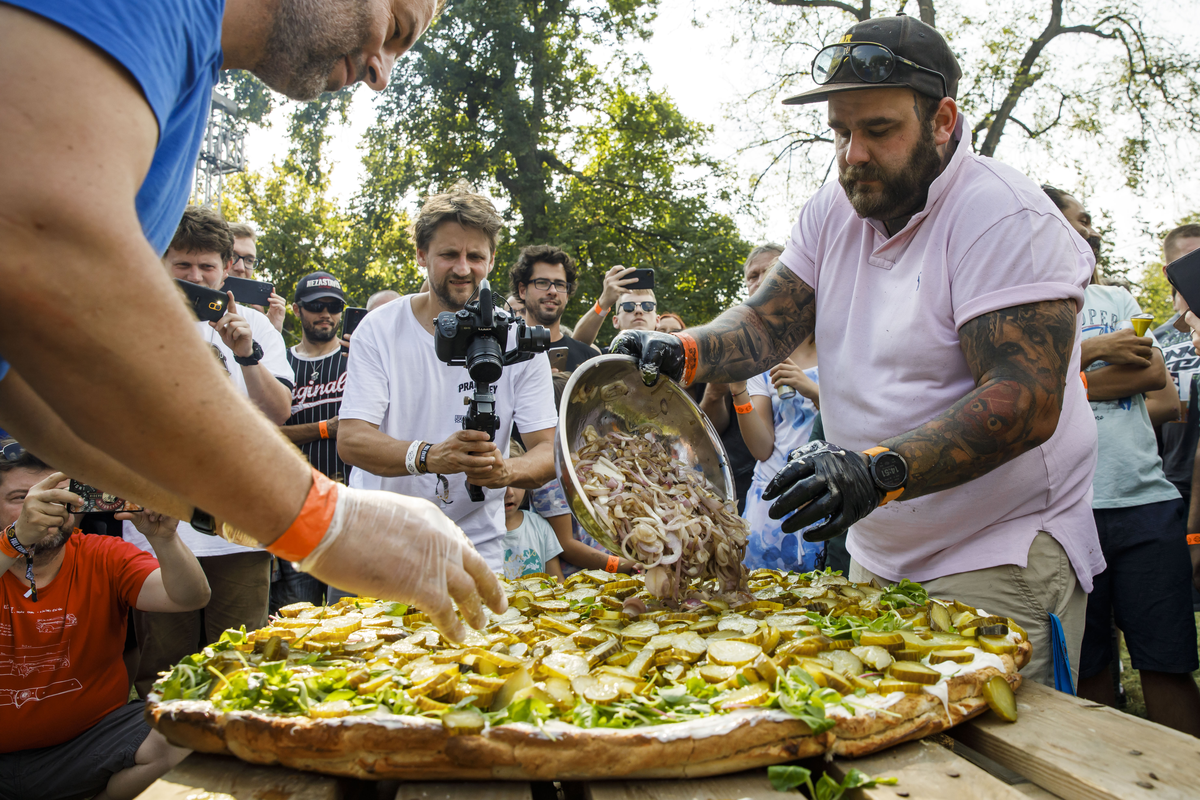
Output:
[613, 14, 1103, 689]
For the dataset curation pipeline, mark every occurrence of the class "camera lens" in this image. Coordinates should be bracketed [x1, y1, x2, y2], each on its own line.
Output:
[465, 336, 504, 384]
[518, 324, 552, 353]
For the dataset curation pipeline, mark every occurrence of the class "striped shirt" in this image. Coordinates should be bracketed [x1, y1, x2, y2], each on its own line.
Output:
[285, 346, 348, 482]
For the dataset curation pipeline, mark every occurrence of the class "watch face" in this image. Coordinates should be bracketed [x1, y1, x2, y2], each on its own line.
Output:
[873, 452, 907, 490]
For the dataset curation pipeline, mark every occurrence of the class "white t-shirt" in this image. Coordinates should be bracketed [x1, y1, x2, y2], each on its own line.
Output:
[124, 305, 293, 558]
[338, 295, 558, 569]
[502, 510, 564, 579]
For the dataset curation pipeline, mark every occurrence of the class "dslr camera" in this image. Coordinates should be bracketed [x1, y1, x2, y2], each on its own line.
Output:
[434, 279, 551, 501]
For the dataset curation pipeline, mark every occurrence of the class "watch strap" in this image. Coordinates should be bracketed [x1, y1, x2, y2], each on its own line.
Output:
[190, 509, 218, 535]
[862, 446, 906, 506]
[233, 341, 263, 366]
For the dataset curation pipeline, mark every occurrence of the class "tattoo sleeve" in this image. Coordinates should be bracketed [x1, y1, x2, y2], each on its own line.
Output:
[881, 300, 1077, 500]
[691, 262, 817, 383]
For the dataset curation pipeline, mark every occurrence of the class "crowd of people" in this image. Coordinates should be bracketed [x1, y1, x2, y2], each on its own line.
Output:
[2, 3, 1200, 800]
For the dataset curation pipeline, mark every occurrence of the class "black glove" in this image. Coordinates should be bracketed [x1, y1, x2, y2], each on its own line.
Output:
[609, 330, 687, 386]
[761, 440, 881, 541]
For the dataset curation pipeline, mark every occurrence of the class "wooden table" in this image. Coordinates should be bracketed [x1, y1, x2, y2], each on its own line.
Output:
[136, 682, 1200, 800]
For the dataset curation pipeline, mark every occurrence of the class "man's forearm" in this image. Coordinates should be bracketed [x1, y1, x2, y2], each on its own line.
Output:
[1085, 365, 1166, 401]
[699, 384, 732, 433]
[572, 305, 606, 347]
[338, 421, 410, 476]
[244, 367, 292, 424]
[691, 265, 816, 384]
[506, 442, 555, 489]
[146, 534, 211, 608]
[282, 421, 325, 446]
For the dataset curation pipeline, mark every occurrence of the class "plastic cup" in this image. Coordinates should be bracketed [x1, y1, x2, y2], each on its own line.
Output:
[1130, 315, 1153, 337]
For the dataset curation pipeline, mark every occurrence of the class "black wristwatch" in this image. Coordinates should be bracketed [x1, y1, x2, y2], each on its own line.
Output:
[233, 341, 264, 367]
[864, 446, 908, 501]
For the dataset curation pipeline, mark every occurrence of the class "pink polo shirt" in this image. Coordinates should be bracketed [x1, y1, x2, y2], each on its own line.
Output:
[778, 116, 1104, 592]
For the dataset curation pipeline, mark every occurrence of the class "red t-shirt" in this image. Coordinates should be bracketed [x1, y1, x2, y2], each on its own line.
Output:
[0, 532, 158, 752]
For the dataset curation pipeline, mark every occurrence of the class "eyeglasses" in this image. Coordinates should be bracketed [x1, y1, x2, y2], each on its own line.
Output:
[1, 441, 25, 463]
[619, 301, 656, 313]
[301, 300, 345, 314]
[232, 253, 258, 269]
[526, 278, 571, 294]
[812, 42, 948, 100]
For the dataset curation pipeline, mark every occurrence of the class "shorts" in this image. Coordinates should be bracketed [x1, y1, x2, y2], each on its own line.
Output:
[0, 701, 151, 800]
[1079, 499, 1199, 679]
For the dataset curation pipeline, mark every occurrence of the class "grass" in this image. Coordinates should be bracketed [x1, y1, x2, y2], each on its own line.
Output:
[1114, 612, 1200, 719]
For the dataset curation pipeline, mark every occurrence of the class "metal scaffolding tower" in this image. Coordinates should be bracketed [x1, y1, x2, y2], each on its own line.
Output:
[194, 90, 246, 208]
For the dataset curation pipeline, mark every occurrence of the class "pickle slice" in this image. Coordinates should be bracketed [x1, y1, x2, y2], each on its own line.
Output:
[699, 664, 736, 683]
[713, 680, 771, 710]
[929, 602, 953, 632]
[858, 631, 904, 650]
[978, 635, 1017, 655]
[877, 677, 924, 694]
[442, 707, 486, 735]
[983, 674, 1018, 722]
[706, 639, 763, 667]
[928, 649, 974, 665]
[310, 700, 354, 718]
[888, 661, 941, 685]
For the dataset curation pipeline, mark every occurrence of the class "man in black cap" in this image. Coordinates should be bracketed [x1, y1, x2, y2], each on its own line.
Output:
[613, 15, 1102, 688]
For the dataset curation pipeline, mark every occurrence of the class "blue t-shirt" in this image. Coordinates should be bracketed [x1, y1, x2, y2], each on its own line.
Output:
[0, 0, 224, 384]
[10, 0, 224, 254]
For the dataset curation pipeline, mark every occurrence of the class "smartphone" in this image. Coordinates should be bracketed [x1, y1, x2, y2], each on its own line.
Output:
[176, 279, 229, 323]
[626, 268, 655, 291]
[548, 347, 569, 371]
[1165, 248, 1200, 320]
[68, 480, 143, 513]
[341, 307, 368, 339]
[223, 276, 275, 307]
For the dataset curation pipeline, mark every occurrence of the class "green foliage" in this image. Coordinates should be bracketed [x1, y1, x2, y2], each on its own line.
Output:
[1133, 264, 1174, 326]
[768, 764, 898, 800]
[215, 71, 275, 126]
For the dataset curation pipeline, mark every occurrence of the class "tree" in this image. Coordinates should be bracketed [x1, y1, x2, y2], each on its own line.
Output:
[359, 0, 749, 327]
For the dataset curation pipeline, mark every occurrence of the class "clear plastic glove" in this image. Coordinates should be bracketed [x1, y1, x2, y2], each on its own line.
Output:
[298, 486, 506, 642]
[762, 440, 880, 541]
[609, 330, 687, 386]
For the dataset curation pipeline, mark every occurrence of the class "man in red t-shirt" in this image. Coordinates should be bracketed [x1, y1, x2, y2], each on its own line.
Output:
[0, 441, 211, 800]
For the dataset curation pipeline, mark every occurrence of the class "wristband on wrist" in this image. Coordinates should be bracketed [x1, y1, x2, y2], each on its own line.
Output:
[418, 443, 433, 474]
[405, 441, 424, 476]
[318, 420, 330, 440]
[734, 400, 754, 415]
[1079, 371, 1088, 395]
[594, 301, 609, 316]
[1188, 533, 1200, 545]
[267, 468, 339, 562]
[605, 555, 620, 573]
[0, 523, 21, 559]
[676, 331, 699, 387]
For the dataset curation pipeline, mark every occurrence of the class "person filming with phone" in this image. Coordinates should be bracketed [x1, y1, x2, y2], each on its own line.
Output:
[0, 440, 209, 800]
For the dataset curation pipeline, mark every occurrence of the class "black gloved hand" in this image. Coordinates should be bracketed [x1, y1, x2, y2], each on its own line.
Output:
[609, 330, 688, 386]
[761, 440, 881, 541]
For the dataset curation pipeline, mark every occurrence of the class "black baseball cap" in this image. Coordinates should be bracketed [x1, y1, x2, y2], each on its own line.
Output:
[294, 271, 346, 303]
[783, 15, 961, 105]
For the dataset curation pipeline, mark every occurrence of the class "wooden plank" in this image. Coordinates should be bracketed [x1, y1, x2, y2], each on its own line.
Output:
[826, 739, 1039, 800]
[136, 752, 339, 800]
[950, 680, 1200, 800]
[584, 767, 781, 800]
[395, 783, 533, 800]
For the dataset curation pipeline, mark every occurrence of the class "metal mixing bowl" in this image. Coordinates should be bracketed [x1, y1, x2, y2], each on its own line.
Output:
[554, 355, 734, 560]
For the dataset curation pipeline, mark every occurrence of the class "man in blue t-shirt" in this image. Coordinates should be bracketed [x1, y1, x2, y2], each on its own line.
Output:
[0, 1, 508, 647]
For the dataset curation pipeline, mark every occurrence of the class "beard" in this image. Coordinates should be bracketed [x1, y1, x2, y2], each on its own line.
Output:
[254, 0, 373, 101]
[302, 317, 337, 343]
[526, 297, 564, 326]
[31, 526, 72, 559]
[839, 121, 943, 222]
[431, 273, 479, 311]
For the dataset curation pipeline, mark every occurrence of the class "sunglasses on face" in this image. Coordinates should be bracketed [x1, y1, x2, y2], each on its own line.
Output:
[526, 278, 570, 293]
[301, 300, 345, 314]
[619, 301, 656, 313]
[812, 42, 948, 99]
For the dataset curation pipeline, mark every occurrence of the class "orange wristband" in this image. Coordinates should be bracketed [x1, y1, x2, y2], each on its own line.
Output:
[318, 420, 330, 439]
[594, 301, 608, 316]
[676, 331, 699, 387]
[734, 400, 754, 415]
[1080, 371, 1088, 393]
[1187, 533, 1200, 545]
[267, 468, 339, 562]
[0, 525, 20, 559]
[605, 555, 620, 573]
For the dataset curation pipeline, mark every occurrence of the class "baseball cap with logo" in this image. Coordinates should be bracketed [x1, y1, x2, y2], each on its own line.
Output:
[784, 14, 961, 105]
[294, 271, 346, 303]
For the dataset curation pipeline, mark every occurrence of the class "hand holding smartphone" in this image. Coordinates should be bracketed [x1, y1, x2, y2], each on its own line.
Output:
[176, 279, 229, 323]
[223, 276, 275, 307]
[67, 480, 143, 513]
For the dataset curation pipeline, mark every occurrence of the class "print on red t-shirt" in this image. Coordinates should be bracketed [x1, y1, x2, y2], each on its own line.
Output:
[0, 533, 158, 752]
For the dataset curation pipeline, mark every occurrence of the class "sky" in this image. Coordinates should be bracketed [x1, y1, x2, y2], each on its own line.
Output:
[240, 0, 1199, 279]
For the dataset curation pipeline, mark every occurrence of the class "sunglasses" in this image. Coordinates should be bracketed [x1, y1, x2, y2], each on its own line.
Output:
[812, 42, 948, 99]
[619, 301, 656, 313]
[301, 300, 345, 314]
[1, 441, 25, 463]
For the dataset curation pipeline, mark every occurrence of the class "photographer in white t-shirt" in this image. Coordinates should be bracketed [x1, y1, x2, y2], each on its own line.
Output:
[338, 183, 558, 572]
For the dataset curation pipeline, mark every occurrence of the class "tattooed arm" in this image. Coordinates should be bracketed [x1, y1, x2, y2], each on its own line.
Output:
[690, 262, 818, 384]
[880, 299, 1077, 500]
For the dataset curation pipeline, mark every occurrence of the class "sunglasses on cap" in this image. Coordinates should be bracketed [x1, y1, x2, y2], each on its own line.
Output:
[812, 42, 948, 99]
[301, 299, 345, 314]
[1, 441, 26, 463]
[619, 301, 656, 313]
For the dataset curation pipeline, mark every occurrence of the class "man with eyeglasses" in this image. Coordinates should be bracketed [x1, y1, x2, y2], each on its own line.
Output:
[228, 222, 287, 333]
[508, 245, 600, 371]
[614, 14, 1102, 688]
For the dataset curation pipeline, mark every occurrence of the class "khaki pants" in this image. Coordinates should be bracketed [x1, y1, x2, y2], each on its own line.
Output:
[850, 532, 1086, 689]
[133, 550, 271, 698]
